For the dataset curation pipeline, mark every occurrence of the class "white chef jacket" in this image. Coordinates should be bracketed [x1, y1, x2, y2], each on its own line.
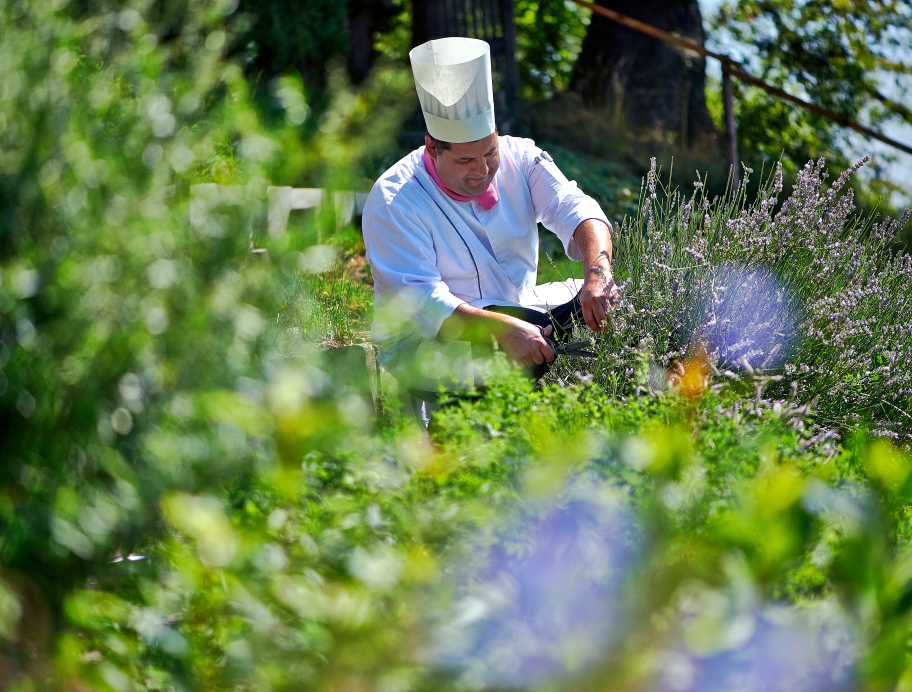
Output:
[362, 135, 609, 391]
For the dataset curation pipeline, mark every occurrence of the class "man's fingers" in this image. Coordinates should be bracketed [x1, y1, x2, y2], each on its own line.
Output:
[582, 302, 602, 332]
[591, 300, 607, 330]
[608, 283, 619, 305]
[582, 300, 596, 329]
[505, 323, 557, 368]
[542, 340, 555, 362]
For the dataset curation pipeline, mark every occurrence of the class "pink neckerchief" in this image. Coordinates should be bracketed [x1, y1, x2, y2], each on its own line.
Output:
[422, 147, 499, 211]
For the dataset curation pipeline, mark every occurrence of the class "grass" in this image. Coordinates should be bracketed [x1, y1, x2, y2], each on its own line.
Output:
[294, 261, 374, 346]
[286, 215, 376, 346]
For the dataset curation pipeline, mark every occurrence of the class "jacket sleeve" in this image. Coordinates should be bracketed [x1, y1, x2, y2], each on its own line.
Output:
[363, 191, 465, 344]
[521, 141, 610, 262]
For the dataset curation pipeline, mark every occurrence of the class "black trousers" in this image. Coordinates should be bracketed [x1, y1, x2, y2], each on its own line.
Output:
[408, 291, 585, 403]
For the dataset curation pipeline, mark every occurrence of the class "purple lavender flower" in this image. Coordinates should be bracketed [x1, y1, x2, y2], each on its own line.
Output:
[554, 156, 912, 440]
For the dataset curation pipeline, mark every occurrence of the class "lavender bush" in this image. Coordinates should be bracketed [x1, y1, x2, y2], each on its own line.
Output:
[567, 157, 912, 440]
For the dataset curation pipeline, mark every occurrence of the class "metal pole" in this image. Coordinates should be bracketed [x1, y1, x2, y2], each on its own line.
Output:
[722, 64, 739, 188]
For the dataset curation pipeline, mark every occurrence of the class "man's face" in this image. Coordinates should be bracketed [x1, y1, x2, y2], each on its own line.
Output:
[426, 131, 499, 197]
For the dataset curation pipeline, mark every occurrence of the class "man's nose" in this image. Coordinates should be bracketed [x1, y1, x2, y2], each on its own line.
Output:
[469, 157, 488, 177]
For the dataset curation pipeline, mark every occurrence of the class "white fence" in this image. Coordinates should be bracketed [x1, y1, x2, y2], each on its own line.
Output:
[266, 187, 368, 238]
[189, 184, 369, 240]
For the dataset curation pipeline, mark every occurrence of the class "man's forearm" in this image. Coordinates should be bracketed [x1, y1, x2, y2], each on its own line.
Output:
[573, 218, 613, 279]
[438, 304, 556, 367]
[572, 218, 617, 331]
[438, 303, 517, 343]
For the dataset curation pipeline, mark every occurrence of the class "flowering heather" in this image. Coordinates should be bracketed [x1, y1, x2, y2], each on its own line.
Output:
[566, 158, 912, 440]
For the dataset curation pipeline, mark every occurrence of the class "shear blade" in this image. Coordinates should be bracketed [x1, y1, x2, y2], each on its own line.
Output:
[563, 348, 598, 358]
[556, 341, 597, 358]
[560, 340, 595, 351]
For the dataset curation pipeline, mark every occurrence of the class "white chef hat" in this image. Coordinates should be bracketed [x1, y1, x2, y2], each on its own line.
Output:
[409, 37, 495, 144]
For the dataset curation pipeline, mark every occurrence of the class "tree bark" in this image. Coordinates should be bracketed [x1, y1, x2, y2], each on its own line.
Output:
[570, 0, 716, 147]
[411, 0, 431, 47]
[346, 0, 399, 82]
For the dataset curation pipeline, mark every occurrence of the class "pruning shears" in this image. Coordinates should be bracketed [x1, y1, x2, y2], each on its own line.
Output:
[539, 326, 598, 359]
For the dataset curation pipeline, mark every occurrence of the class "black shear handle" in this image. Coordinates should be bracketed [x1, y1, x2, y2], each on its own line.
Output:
[537, 325, 559, 353]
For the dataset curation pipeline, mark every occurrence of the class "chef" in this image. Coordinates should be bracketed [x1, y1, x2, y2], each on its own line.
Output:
[363, 36, 617, 406]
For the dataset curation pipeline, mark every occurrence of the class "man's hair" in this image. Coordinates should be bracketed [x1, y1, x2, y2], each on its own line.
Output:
[427, 133, 451, 152]
[426, 128, 498, 154]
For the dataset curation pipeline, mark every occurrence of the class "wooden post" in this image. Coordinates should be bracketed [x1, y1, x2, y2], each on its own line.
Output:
[722, 63, 739, 188]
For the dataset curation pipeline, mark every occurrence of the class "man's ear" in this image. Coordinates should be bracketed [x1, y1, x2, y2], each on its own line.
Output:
[424, 134, 437, 160]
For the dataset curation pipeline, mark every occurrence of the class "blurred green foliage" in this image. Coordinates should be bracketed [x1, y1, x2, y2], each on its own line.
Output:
[371, 0, 411, 58]
[1, 0, 280, 608]
[15, 359, 912, 691]
[234, 0, 348, 89]
[0, 0, 406, 637]
[515, 0, 592, 101]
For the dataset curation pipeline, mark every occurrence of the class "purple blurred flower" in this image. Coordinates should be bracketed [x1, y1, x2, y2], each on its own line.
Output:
[708, 264, 797, 371]
[658, 604, 856, 692]
[432, 490, 636, 688]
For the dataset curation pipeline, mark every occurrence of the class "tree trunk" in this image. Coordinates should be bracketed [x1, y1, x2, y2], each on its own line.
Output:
[570, 0, 716, 147]
[349, 6, 374, 82]
[411, 0, 431, 47]
[346, 0, 399, 82]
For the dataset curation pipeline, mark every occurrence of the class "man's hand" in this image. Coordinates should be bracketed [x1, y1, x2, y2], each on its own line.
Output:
[439, 304, 555, 366]
[571, 218, 617, 332]
[580, 261, 619, 332]
[496, 320, 555, 366]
